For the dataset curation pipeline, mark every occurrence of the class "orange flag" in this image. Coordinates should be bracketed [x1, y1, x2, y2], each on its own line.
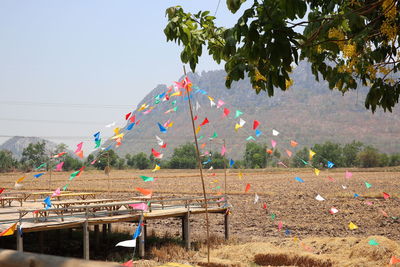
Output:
[266, 149, 273, 155]
[290, 140, 298, 147]
[286, 150, 292, 157]
[201, 143, 206, 149]
[136, 187, 152, 196]
[245, 183, 251, 193]
[383, 192, 390, 200]
[390, 256, 400, 265]
[75, 150, 84, 159]
[0, 223, 17, 236]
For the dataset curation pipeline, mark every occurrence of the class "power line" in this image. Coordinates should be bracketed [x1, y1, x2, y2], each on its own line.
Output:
[0, 118, 108, 125]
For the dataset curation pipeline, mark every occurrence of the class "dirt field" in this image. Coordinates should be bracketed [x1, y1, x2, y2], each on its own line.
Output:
[1, 168, 400, 266]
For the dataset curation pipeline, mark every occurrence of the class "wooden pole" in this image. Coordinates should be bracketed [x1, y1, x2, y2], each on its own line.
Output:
[138, 215, 145, 258]
[183, 211, 190, 250]
[16, 228, 23, 252]
[224, 211, 230, 240]
[107, 152, 110, 196]
[183, 66, 210, 263]
[83, 221, 89, 260]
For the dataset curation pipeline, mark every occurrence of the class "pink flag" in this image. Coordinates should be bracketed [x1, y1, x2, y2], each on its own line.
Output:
[345, 171, 352, 179]
[129, 114, 136, 123]
[253, 120, 260, 130]
[90, 159, 97, 165]
[129, 203, 148, 211]
[51, 188, 61, 197]
[143, 109, 153, 114]
[217, 100, 225, 108]
[278, 221, 283, 231]
[55, 162, 64, 172]
[278, 161, 288, 168]
[223, 108, 230, 117]
[163, 119, 171, 127]
[286, 150, 292, 157]
[221, 144, 226, 156]
[271, 139, 277, 148]
[75, 142, 83, 153]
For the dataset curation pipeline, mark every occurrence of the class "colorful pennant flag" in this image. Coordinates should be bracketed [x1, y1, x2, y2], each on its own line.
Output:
[290, 140, 298, 147]
[234, 110, 243, 118]
[217, 100, 225, 108]
[272, 129, 279, 136]
[136, 187, 152, 196]
[152, 164, 160, 172]
[55, 162, 64, 172]
[139, 176, 154, 182]
[309, 150, 316, 160]
[151, 148, 163, 159]
[348, 222, 358, 230]
[223, 108, 230, 117]
[200, 118, 209, 126]
[245, 183, 251, 193]
[295, 177, 304, 183]
[157, 123, 167, 133]
[253, 120, 260, 130]
[0, 223, 17, 237]
[34, 173, 45, 178]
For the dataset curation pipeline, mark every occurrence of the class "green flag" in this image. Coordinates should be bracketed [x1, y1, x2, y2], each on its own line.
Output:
[235, 110, 243, 118]
[172, 100, 176, 106]
[301, 159, 308, 165]
[365, 182, 372, 189]
[368, 239, 379, 246]
[271, 213, 276, 220]
[210, 132, 218, 139]
[197, 135, 204, 141]
[246, 136, 256, 141]
[139, 175, 154, 182]
[69, 171, 80, 181]
[62, 184, 69, 191]
[94, 139, 101, 148]
[173, 106, 178, 112]
[35, 163, 46, 170]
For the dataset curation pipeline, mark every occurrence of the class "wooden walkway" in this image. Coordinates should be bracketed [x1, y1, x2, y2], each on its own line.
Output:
[0, 193, 231, 260]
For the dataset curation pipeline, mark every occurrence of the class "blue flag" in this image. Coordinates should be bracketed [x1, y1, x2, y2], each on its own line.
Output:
[354, 193, 359, 198]
[157, 122, 167, 133]
[93, 132, 101, 141]
[43, 196, 52, 209]
[229, 159, 235, 168]
[34, 173, 45, 178]
[133, 221, 142, 239]
[104, 145, 112, 151]
[127, 122, 135, 130]
[295, 177, 304, 183]
[255, 129, 262, 137]
[327, 161, 335, 168]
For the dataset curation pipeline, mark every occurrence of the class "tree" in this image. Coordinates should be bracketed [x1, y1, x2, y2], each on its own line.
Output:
[389, 153, 400, 166]
[20, 141, 47, 170]
[165, 1, 400, 112]
[291, 147, 309, 168]
[244, 143, 266, 168]
[311, 141, 343, 167]
[357, 146, 381, 167]
[168, 143, 197, 169]
[63, 154, 83, 171]
[93, 150, 121, 170]
[342, 141, 364, 167]
[0, 150, 18, 172]
[134, 153, 151, 170]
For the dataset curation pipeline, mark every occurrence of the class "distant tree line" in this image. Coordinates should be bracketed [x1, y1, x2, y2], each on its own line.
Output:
[0, 140, 399, 172]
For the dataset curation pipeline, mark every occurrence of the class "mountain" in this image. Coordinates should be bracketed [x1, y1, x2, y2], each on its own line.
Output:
[0, 136, 59, 159]
[114, 62, 400, 160]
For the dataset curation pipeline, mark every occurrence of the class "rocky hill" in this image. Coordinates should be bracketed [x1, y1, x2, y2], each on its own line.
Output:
[0, 136, 59, 159]
[112, 62, 400, 160]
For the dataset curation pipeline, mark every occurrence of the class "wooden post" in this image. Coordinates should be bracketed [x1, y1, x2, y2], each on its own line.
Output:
[224, 211, 230, 240]
[83, 221, 89, 260]
[16, 228, 23, 252]
[182, 65, 211, 263]
[183, 212, 190, 250]
[56, 230, 61, 253]
[94, 225, 99, 253]
[138, 216, 145, 258]
[223, 138, 227, 195]
[107, 223, 112, 233]
[102, 224, 107, 241]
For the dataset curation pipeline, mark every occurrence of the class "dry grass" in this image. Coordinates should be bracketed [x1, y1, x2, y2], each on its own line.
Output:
[254, 253, 333, 267]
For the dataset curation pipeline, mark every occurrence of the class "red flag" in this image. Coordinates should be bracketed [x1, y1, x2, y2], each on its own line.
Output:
[136, 187, 152, 196]
[253, 120, 260, 130]
[129, 115, 136, 123]
[383, 192, 390, 200]
[263, 203, 267, 209]
[125, 112, 131, 120]
[223, 108, 230, 117]
[245, 183, 251, 193]
[151, 148, 163, 159]
[160, 143, 167, 149]
[193, 115, 198, 121]
[136, 120, 141, 125]
[390, 255, 400, 264]
[200, 118, 209, 126]
[76, 166, 86, 177]
[0, 188, 4, 194]
[122, 260, 134, 267]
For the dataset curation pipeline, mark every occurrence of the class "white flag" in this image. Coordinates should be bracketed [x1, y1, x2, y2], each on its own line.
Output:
[105, 122, 116, 128]
[272, 129, 280, 136]
[196, 101, 201, 111]
[155, 135, 164, 146]
[315, 194, 325, 201]
[116, 239, 136, 248]
[254, 193, 259, 204]
[239, 118, 246, 127]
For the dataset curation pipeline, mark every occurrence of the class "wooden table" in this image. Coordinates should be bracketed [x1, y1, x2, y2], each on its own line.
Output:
[51, 192, 97, 201]
[0, 196, 24, 208]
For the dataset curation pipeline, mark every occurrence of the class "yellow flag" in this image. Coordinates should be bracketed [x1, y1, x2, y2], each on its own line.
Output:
[234, 123, 241, 131]
[314, 168, 320, 176]
[309, 150, 316, 160]
[196, 126, 201, 134]
[349, 222, 358, 230]
[238, 171, 243, 179]
[0, 223, 17, 237]
[113, 127, 120, 135]
[207, 95, 214, 101]
[138, 103, 148, 111]
[111, 133, 124, 140]
[16, 176, 26, 184]
[152, 164, 160, 172]
[293, 236, 299, 243]
[170, 91, 182, 97]
[168, 122, 174, 128]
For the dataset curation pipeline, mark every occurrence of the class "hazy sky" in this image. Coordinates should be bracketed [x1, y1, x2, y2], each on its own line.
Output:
[0, 1, 246, 150]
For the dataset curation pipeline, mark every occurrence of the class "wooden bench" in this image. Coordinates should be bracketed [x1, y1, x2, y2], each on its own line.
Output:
[30, 191, 72, 202]
[51, 192, 97, 201]
[0, 196, 24, 208]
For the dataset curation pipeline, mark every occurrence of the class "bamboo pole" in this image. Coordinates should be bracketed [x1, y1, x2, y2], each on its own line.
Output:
[183, 66, 210, 263]
[223, 138, 227, 195]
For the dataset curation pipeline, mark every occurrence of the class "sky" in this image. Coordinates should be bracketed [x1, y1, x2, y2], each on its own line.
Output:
[0, 1, 248, 150]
